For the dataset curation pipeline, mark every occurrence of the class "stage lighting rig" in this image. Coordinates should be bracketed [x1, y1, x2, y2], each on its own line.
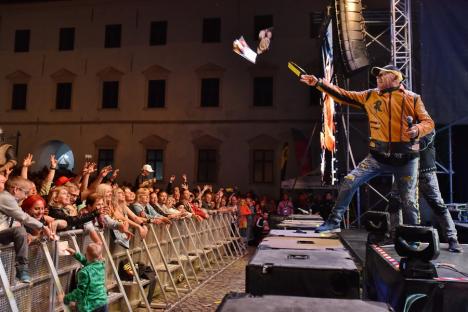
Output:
[394, 225, 440, 279]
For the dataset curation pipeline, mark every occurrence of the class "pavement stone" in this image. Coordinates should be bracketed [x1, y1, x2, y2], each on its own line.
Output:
[136, 247, 254, 311]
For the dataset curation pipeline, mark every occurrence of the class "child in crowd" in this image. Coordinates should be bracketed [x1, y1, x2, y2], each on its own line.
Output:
[21, 195, 67, 243]
[58, 243, 108, 312]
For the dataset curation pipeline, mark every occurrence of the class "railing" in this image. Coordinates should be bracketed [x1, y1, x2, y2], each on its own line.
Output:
[0, 211, 245, 312]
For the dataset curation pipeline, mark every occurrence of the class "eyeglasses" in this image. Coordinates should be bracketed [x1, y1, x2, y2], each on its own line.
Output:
[17, 187, 30, 194]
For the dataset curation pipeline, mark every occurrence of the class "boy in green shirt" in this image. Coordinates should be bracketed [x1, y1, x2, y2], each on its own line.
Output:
[59, 243, 108, 312]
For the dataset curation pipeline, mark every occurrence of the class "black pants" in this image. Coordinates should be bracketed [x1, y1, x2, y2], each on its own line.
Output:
[93, 304, 108, 312]
[0, 226, 29, 271]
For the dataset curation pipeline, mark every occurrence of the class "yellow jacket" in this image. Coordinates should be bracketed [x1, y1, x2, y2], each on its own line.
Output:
[316, 80, 434, 155]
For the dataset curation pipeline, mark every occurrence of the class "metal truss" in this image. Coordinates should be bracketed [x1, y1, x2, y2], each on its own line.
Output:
[391, 0, 413, 89]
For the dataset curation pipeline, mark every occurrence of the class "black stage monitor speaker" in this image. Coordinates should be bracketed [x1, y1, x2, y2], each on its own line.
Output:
[216, 293, 393, 312]
[335, 0, 369, 73]
[246, 248, 359, 299]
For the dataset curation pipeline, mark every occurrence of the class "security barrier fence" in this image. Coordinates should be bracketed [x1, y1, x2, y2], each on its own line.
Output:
[0, 211, 246, 312]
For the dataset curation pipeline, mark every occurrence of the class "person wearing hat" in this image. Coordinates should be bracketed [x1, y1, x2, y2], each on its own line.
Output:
[301, 65, 435, 233]
[135, 164, 156, 189]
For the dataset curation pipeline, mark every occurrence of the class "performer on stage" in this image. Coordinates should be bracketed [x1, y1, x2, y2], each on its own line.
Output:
[301, 65, 434, 233]
[390, 131, 462, 252]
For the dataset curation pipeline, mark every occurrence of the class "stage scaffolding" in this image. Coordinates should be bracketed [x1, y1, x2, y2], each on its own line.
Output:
[338, 0, 461, 228]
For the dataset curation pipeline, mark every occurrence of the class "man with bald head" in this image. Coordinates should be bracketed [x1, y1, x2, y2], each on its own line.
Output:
[0, 176, 52, 283]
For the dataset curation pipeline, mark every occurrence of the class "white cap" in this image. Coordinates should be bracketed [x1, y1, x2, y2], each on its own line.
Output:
[142, 164, 154, 172]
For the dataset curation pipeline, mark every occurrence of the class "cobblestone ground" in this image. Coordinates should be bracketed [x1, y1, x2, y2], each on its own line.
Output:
[168, 250, 252, 312]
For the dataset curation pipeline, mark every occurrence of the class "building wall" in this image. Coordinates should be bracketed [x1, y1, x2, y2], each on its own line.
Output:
[0, 0, 333, 196]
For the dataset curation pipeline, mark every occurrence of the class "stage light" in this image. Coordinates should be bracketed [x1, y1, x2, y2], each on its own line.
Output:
[394, 225, 440, 279]
[364, 211, 390, 244]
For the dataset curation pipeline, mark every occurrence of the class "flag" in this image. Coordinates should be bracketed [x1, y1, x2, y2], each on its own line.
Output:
[321, 20, 335, 152]
[291, 128, 312, 176]
[280, 142, 289, 181]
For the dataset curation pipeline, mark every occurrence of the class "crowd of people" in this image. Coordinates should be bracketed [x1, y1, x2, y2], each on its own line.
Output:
[0, 152, 333, 287]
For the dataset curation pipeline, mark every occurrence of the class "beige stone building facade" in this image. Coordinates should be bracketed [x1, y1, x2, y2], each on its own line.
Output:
[0, 0, 329, 196]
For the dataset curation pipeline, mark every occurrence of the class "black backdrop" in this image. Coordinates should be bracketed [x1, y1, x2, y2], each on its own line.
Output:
[419, 0, 468, 125]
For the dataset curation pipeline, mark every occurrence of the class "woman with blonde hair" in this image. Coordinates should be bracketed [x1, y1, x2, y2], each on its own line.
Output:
[48, 186, 101, 244]
[112, 187, 148, 239]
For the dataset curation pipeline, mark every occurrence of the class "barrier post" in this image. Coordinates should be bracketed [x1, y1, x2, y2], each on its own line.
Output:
[214, 212, 240, 258]
[205, 217, 227, 265]
[171, 221, 200, 283]
[180, 218, 208, 273]
[219, 213, 242, 257]
[40, 241, 70, 312]
[140, 237, 170, 308]
[183, 218, 213, 271]
[0, 251, 19, 312]
[97, 231, 133, 311]
[124, 249, 152, 311]
[148, 224, 181, 298]
[164, 225, 192, 291]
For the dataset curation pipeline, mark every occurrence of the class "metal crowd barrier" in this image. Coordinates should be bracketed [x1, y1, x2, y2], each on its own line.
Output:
[0, 211, 245, 311]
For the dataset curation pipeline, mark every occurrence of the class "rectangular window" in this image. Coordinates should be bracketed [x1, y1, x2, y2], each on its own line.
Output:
[56, 82, 72, 109]
[253, 77, 273, 106]
[102, 81, 119, 108]
[201, 78, 219, 107]
[11, 84, 27, 110]
[147, 79, 166, 108]
[146, 149, 163, 180]
[254, 15, 273, 39]
[310, 12, 323, 38]
[59, 27, 75, 51]
[104, 24, 121, 48]
[150, 21, 167, 46]
[97, 149, 114, 171]
[197, 149, 217, 182]
[14, 29, 30, 52]
[253, 150, 274, 183]
[202, 17, 221, 43]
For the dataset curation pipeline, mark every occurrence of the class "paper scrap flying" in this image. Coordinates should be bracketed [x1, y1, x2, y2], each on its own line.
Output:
[233, 36, 257, 63]
[257, 27, 273, 54]
[233, 27, 273, 64]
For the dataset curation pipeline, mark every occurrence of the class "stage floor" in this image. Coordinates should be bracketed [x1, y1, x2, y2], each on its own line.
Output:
[376, 243, 468, 279]
[340, 229, 468, 279]
[339, 229, 368, 266]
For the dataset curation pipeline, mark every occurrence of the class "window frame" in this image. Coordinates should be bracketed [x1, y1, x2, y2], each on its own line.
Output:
[101, 80, 120, 109]
[253, 76, 274, 107]
[11, 83, 28, 110]
[14, 29, 30, 53]
[104, 24, 122, 48]
[55, 82, 73, 110]
[146, 149, 164, 180]
[59, 27, 75, 51]
[147, 79, 166, 108]
[252, 149, 274, 184]
[200, 78, 220, 107]
[197, 149, 218, 183]
[149, 21, 168, 46]
[202, 17, 221, 43]
[97, 148, 114, 171]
